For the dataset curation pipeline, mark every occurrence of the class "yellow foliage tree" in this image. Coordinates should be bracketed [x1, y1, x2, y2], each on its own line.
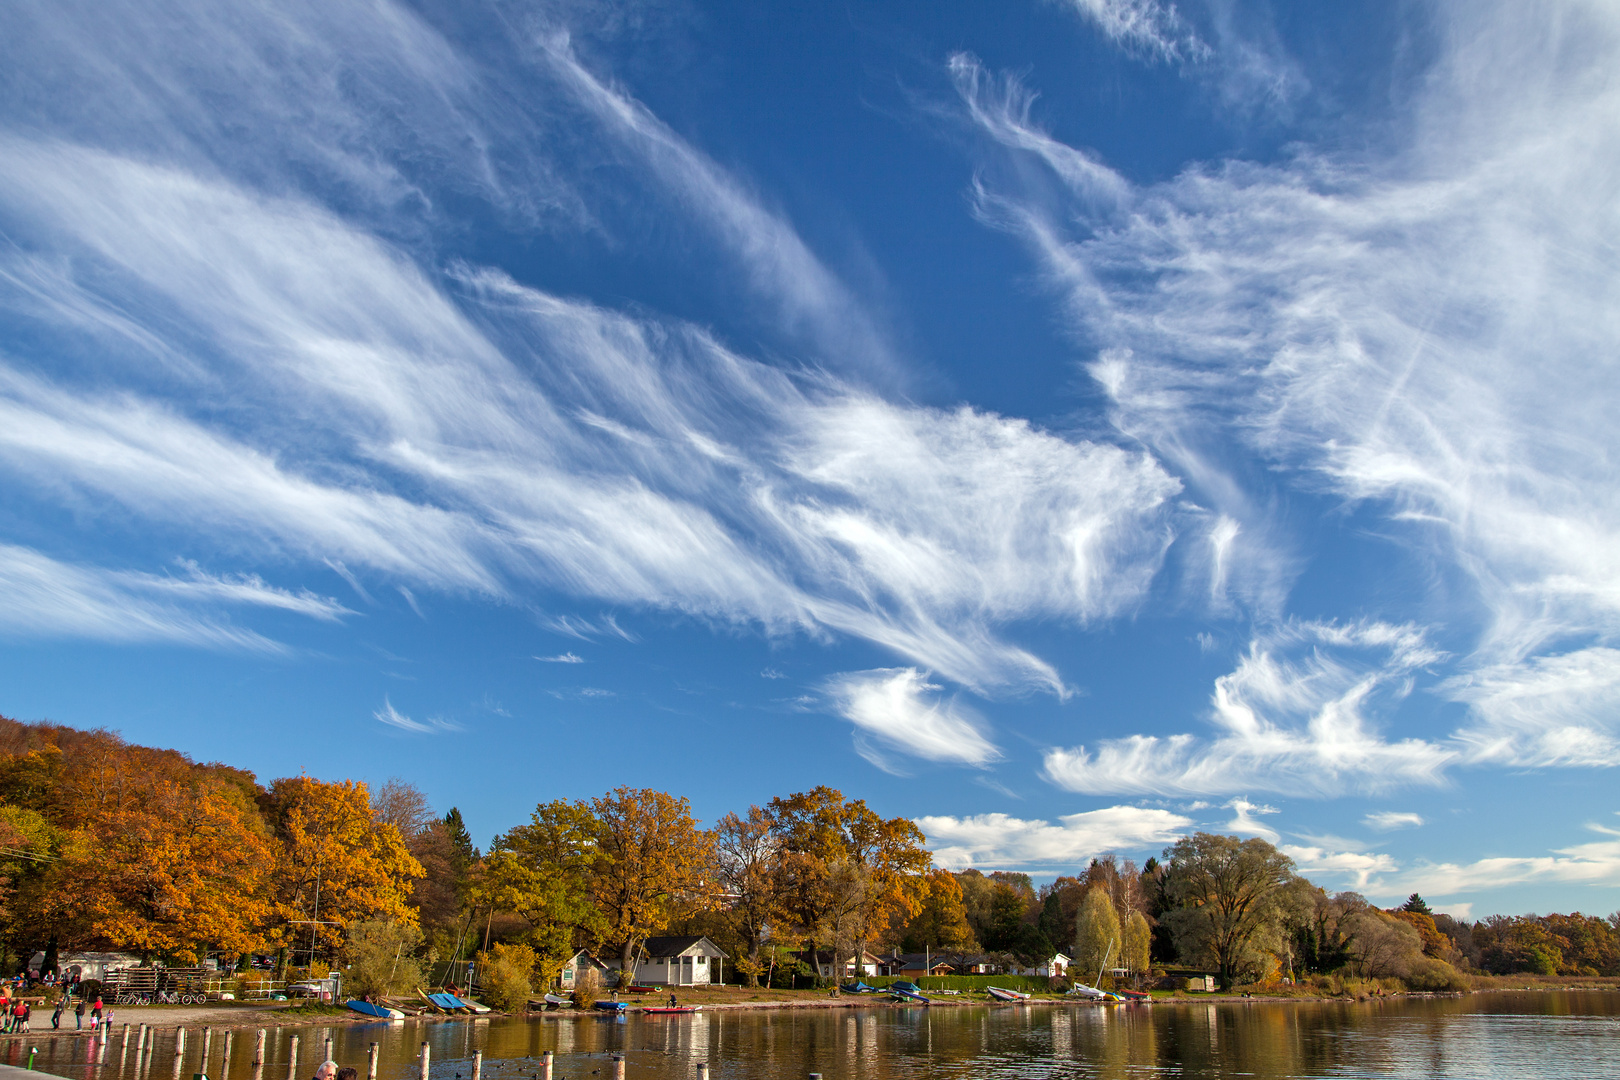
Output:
[590, 787, 714, 976]
[269, 777, 424, 965]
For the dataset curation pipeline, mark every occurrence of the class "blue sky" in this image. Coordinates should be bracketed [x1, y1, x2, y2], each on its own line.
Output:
[2, 0, 1618, 920]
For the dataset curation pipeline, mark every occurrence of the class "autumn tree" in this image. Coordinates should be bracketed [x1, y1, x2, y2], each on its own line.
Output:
[1073, 887, 1122, 985]
[268, 777, 424, 966]
[477, 798, 603, 985]
[372, 778, 434, 839]
[769, 787, 930, 978]
[1123, 911, 1152, 976]
[590, 787, 714, 976]
[39, 765, 274, 962]
[713, 806, 784, 986]
[344, 919, 424, 998]
[902, 869, 978, 953]
[1160, 833, 1300, 989]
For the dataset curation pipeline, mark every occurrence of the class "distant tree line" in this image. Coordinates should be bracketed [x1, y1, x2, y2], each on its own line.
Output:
[0, 715, 1614, 1003]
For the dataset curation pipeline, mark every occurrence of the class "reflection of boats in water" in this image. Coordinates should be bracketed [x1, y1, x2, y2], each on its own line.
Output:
[986, 986, 1030, 1002]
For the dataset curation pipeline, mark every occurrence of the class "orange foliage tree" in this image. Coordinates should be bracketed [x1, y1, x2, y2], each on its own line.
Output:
[268, 777, 424, 966]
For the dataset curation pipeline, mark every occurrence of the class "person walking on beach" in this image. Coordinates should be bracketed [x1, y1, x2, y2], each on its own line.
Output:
[73, 997, 84, 1029]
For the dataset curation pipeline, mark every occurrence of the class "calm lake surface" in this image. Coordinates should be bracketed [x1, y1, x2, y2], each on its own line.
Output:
[14, 991, 1619, 1080]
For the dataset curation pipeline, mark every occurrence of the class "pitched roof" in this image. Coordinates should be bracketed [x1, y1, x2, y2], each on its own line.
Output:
[603, 936, 730, 960]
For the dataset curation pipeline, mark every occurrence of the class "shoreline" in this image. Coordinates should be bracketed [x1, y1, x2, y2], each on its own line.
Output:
[0, 981, 1613, 1037]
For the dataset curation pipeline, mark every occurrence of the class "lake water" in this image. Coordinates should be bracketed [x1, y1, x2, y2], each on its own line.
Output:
[12, 991, 1619, 1080]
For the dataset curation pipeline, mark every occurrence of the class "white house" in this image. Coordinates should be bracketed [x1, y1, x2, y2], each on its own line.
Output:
[558, 950, 610, 989]
[799, 949, 886, 980]
[1025, 953, 1071, 978]
[601, 936, 729, 987]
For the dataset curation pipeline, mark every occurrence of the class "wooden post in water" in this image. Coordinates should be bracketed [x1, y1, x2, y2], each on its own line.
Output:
[176, 1028, 188, 1059]
[418, 1042, 430, 1080]
[540, 1051, 552, 1080]
[138, 1024, 149, 1059]
[367, 1043, 378, 1080]
[696, 1065, 709, 1080]
[203, 1028, 214, 1065]
[324, 1037, 333, 1064]
[287, 1034, 300, 1080]
[254, 1030, 267, 1066]
[222, 1029, 235, 1080]
[611, 1055, 624, 1080]
[471, 1051, 482, 1080]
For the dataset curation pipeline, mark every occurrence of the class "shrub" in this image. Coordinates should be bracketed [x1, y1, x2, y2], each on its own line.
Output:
[573, 966, 600, 1010]
[344, 920, 425, 999]
[477, 943, 536, 1013]
[1404, 958, 1470, 992]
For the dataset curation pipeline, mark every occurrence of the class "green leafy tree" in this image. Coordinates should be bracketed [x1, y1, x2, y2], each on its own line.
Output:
[477, 942, 536, 1012]
[344, 919, 424, 998]
[477, 798, 603, 986]
[1073, 886, 1122, 984]
[1123, 910, 1152, 975]
[1160, 833, 1299, 989]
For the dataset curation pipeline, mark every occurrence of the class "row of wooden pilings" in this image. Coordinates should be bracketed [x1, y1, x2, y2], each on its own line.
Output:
[95, 1024, 828, 1080]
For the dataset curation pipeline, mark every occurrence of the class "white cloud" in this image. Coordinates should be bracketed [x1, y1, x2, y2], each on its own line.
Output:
[917, 805, 1192, 869]
[535, 652, 584, 663]
[960, 2, 1620, 770]
[1282, 844, 1399, 890]
[826, 668, 1000, 769]
[1224, 797, 1279, 843]
[1399, 824, 1620, 895]
[373, 697, 460, 734]
[1044, 621, 1455, 796]
[1365, 811, 1424, 832]
[1047, 0, 1206, 63]
[0, 121, 1179, 703]
[0, 543, 347, 651]
[1446, 648, 1620, 767]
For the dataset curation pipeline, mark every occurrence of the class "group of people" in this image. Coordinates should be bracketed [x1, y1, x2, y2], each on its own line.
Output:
[0, 989, 110, 1033]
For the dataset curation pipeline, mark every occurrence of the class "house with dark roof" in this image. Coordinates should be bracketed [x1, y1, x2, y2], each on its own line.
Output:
[879, 952, 955, 978]
[599, 936, 729, 986]
[793, 949, 886, 980]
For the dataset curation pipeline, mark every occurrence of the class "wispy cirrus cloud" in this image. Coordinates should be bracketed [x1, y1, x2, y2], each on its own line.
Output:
[1365, 811, 1424, 832]
[373, 697, 461, 734]
[1047, 0, 1206, 63]
[0, 543, 342, 651]
[1446, 648, 1620, 768]
[959, 1, 1620, 776]
[1044, 621, 1454, 797]
[918, 805, 1192, 869]
[0, 4, 1181, 756]
[826, 668, 1001, 771]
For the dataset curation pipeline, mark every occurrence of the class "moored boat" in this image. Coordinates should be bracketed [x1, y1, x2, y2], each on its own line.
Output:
[986, 986, 1030, 1002]
[345, 999, 405, 1020]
